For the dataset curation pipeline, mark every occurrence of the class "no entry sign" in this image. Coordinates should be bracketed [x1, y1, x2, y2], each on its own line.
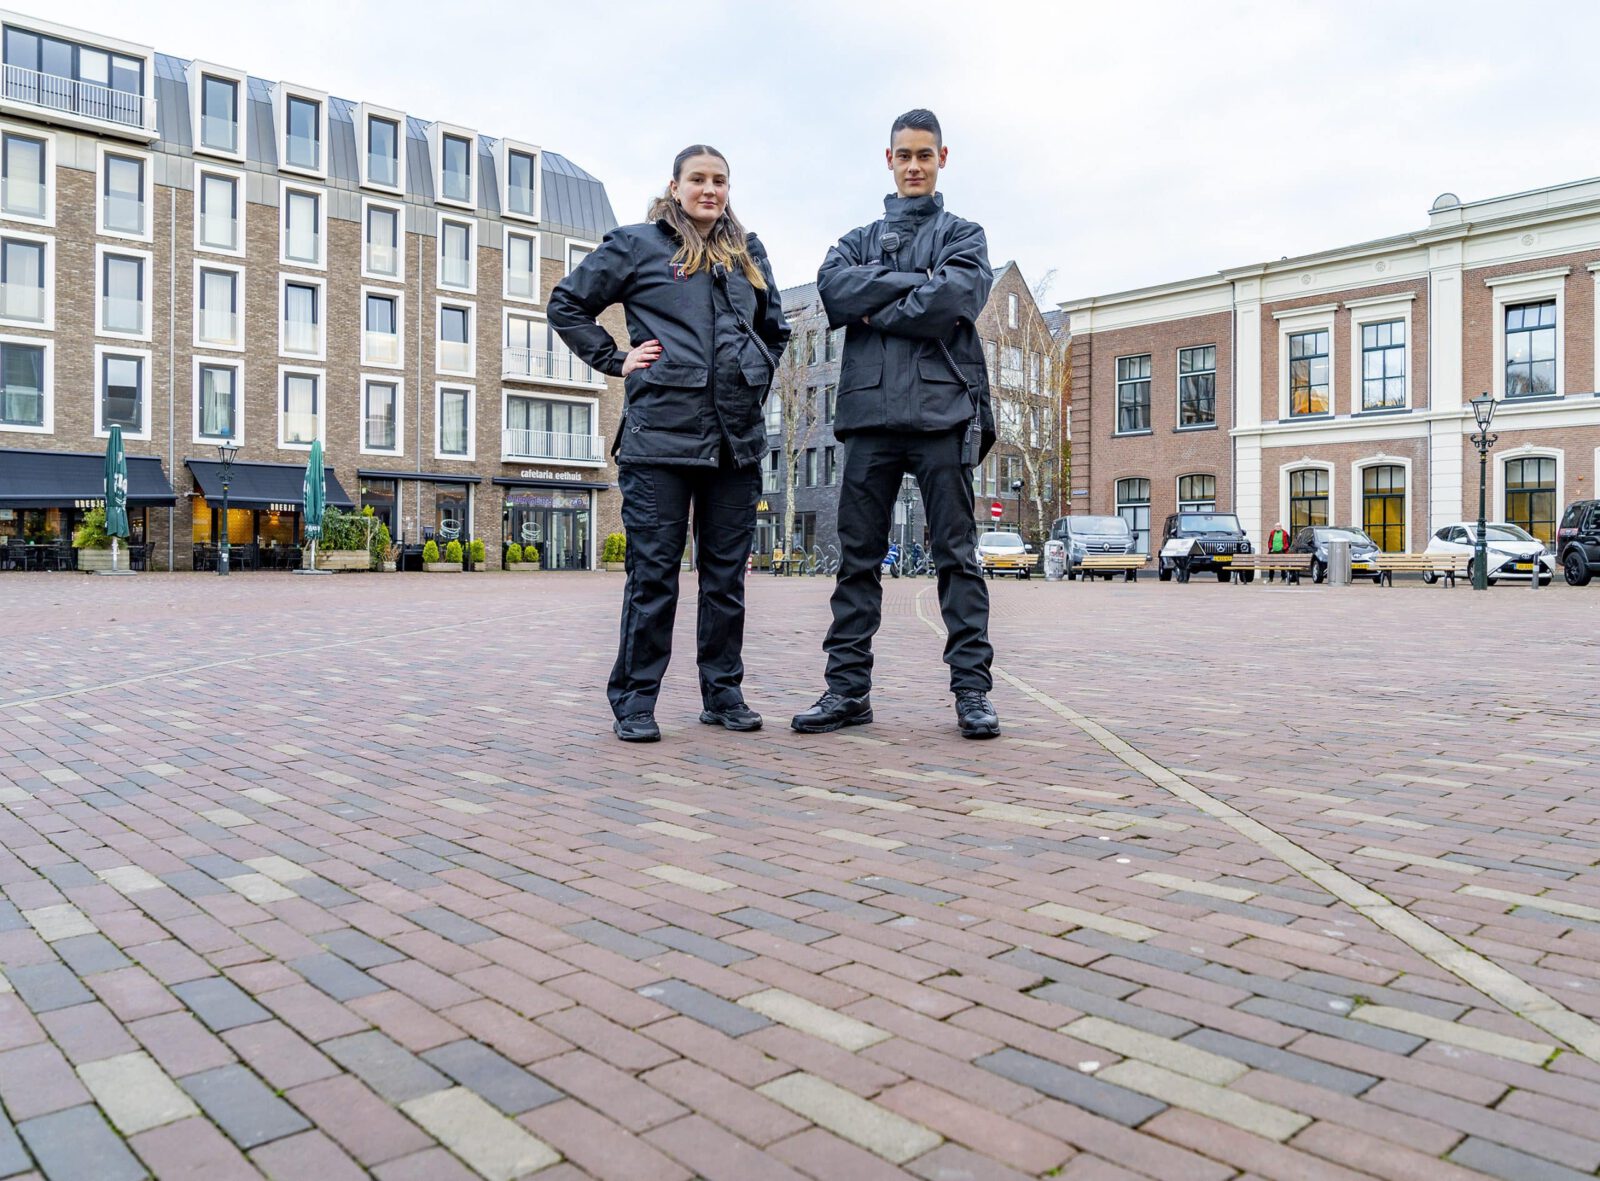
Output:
[990, 500, 1003, 520]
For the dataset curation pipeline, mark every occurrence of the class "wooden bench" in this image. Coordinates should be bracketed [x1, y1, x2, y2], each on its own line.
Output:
[1078, 554, 1148, 582]
[1373, 553, 1471, 587]
[1230, 553, 1313, 584]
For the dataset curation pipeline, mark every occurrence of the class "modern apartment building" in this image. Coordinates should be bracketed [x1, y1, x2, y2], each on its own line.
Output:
[1063, 175, 1600, 555]
[0, 9, 624, 570]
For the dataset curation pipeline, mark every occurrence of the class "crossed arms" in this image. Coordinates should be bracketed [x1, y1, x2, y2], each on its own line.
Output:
[816, 219, 993, 340]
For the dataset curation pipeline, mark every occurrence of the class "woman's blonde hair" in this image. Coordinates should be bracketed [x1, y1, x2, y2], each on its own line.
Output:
[647, 144, 766, 290]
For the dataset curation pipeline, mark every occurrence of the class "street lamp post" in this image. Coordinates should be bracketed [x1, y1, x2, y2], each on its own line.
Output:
[899, 474, 917, 551]
[216, 441, 238, 576]
[1010, 478, 1025, 532]
[1469, 392, 1498, 591]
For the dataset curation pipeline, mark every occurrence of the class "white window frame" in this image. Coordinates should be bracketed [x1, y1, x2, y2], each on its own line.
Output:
[277, 364, 325, 450]
[1175, 343, 1218, 430]
[279, 181, 327, 271]
[1495, 445, 1563, 532]
[499, 388, 602, 467]
[95, 142, 153, 243]
[1350, 455, 1412, 553]
[0, 332, 52, 435]
[1175, 472, 1218, 513]
[94, 243, 151, 341]
[1112, 352, 1152, 437]
[1487, 269, 1567, 400]
[1274, 304, 1338, 419]
[1344, 293, 1415, 415]
[192, 258, 245, 352]
[0, 227, 53, 330]
[93, 344, 151, 440]
[274, 83, 330, 179]
[1007, 292, 1018, 329]
[434, 381, 476, 461]
[278, 273, 326, 361]
[359, 374, 405, 457]
[186, 61, 248, 163]
[430, 122, 477, 211]
[1114, 476, 1152, 555]
[1278, 460, 1335, 534]
[360, 284, 405, 370]
[496, 138, 542, 224]
[0, 122, 55, 227]
[565, 237, 597, 276]
[355, 101, 407, 195]
[436, 214, 476, 294]
[192, 163, 246, 259]
[503, 227, 540, 305]
[435, 296, 475, 379]
[191, 354, 244, 446]
[360, 196, 406, 283]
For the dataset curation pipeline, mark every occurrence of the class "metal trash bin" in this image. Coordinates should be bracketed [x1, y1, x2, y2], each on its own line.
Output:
[1326, 538, 1352, 586]
[1044, 540, 1066, 581]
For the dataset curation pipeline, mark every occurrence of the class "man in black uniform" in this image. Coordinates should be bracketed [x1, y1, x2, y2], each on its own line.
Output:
[792, 110, 1000, 739]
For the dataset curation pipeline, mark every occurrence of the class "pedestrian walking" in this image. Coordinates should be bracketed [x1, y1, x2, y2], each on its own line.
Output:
[791, 109, 1000, 739]
[1265, 520, 1291, 583]
[548, 145, 789, 743]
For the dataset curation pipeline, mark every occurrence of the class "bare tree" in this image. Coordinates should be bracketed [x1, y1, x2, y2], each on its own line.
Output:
[989, 277, 1069, 541]
[768, 331, 821, 557]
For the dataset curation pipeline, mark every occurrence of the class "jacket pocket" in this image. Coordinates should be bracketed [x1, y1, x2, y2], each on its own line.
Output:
[917, 354, 964, 384]
[630, 361, 710, 433]
[838, 359, 883, 392]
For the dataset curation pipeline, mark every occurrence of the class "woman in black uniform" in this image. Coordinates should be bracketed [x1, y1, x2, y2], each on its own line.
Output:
[548, 145, 789, 742]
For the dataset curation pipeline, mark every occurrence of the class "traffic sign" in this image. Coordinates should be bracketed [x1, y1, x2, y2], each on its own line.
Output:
[990, 501, 1003, 520]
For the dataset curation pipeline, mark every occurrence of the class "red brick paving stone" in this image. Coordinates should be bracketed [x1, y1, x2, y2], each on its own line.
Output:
[284, 1075, 433, 1167]
[864, 1039, 1042, 1116]
[823, 962, 973, 1020]
[221, 1020, 341, 1090]
[742, 1025, 906, 1097]
[369, 1147, 482, 1181]
[255, 982, 369, 1041]
[0, 1042, 90, 1121]
[248, 1130, 368, 1181]
[1140, 1109, 1376, 1181]
[128, 939, 216, 985]
[83, 966, 184, 1022]
[537, 1006, 677, 1071]
[1013, 1099, 1235, 1181]
[638, 1014, 792, 1088]
[1363, 1079, 1600, 1171]
[128, 1116, 260, 1181]
[37, 1000, 138, 1064]
[1049, 1156, 1171, 1181]
[875, 1080, 1074, 1174]
[767, 1127, 924, 1181]
[639, 1060, 809, 1147]
[1232, 1070, 1464, 1155]
[127, 1010, 237, 1076]
[546, 971, 674, 1028]
[347, 989, 464, 1052]
[905, 1142, 1037, 1181]
[519, 1098, 693, 1181]
[644, 1114, 812, 1181]
[0, 995, 46, 1052]
[369, 959, 481, 1010]
[533, 1050, 687, 1132]
[1291, 1121, 1492, 1181]
[1286, 1033, 1507, 1104]
[440, 999, 574, 1064]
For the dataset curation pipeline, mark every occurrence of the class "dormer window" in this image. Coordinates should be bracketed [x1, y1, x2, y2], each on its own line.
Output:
[285, 95, 319, 170]
[441, 134, 471, 204]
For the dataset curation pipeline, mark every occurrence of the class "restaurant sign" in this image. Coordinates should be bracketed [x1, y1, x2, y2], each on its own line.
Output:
[73, 498, 106, 509]
[268, 502, 299, 513]
[517, 469, 584, 482]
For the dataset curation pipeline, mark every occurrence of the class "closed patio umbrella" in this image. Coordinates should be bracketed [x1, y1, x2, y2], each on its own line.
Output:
[103, 424, 129, 573]
[302, 438, 325, 572]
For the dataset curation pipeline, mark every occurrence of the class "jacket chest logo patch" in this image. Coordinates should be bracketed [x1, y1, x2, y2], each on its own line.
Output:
[670, 263, 689, 281]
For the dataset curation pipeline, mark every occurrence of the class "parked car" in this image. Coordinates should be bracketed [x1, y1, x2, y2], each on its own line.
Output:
[1158, 511, 1252, 582]
[977, 531, 1034, 578]
[1289, 526, 1382, 583]
[1048, 515, 1136, 580]
[1423, 522, 1554, 585]
[1556, 499, 1600, 585]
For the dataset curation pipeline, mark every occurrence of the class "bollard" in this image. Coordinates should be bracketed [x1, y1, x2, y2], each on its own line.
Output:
[1326, 538, 1352, 586]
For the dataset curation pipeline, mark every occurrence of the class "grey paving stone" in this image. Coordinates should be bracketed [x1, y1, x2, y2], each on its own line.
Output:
[695, 810, 763, 831]
[712, 853, 796, 879]
[563, 919, 668, 961]
[186, 854, 250, 879]
[171, 975, 270, 1032]
[408, 836, 470, 856]
[51, 933, 132, 976]
[1442, 853, 1572, 879]
[0, 903, 27, 932]
[641, 925, 755, 966]
[851, 876, 959, 905]
[1064, 931, 1207, 972]
[290, 878, 360, 908]
[0, 1114, 28, 1178]
[421, 1040, 564, 1115]
[789, 891, 899, 925]
[1211, 876, 1334, 907]
[179, 1063, 311, 1149]
[449, 853, 519, 880]
[1179, 1029, 1377, 1095]
[370, 863, 440, 891]
[1236, 998, 1425, 1054]
[501, 873, 588, 905]
[322, 1031, 451, 1102]
[1286, 971, 1467, 1021]
[583, 831, 656, 854]
[405, 907, 497, 945]
[1030, 982, 1197, 1038]
[1061, 837, 1176, 861]
[721, 908, 833, 945]
[313, 928, 405, 969]
[1165, 892, 1296, 925]
[997, 949, 1142, 998]
[39, 864, 96, 890]
[6, 963, 94, 1013]
[1192, 965, 1355, 1012]
[637, 979, 773, 1037]
[389, 848, 453, 873]
[1448, 1136, 1594, 1181]
[289, 953, 386, 1001]
[159, 869, 232, 899]
[976, 1049, 1167, 1127]
[892, 845, 995, 871]
[16, 1106, 144, 1181]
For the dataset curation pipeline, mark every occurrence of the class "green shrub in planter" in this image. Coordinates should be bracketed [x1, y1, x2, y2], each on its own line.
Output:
[371, 522, 392, 570]
[470, 539, 485, 565]
[505, 542, 523, 564]
[445, 539, 463, 563]
[603, 532, 627, 563]
[72, 506, 113, 550]
[525, 545, 540, 563]
[423, 540, 440, 563]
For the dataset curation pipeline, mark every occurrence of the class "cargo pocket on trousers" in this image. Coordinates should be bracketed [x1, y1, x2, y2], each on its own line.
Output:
[619, 467, 659, 531]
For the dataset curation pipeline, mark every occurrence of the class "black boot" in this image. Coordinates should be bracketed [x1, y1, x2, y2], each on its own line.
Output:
[700, 703, 763, 731]
[954, 691, 1000, 739]
[613, 712, 661, 743]
[790, 691, 873, 733]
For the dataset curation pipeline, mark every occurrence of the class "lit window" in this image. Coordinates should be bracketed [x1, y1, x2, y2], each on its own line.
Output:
[1289, 469, 1329, 531]
[1504, 457, 1557, 544]
[1288, 329, 1330, 416]
[1362, 465, 1406, 551]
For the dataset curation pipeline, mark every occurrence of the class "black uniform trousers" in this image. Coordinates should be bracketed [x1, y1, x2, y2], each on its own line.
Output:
[610, 457, 759, 719]
[824, 428, 993, 697]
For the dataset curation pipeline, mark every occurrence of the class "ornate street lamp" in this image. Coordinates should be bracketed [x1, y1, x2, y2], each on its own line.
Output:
[216, 441, 239, 576]
[1469, 392, 1498, 591]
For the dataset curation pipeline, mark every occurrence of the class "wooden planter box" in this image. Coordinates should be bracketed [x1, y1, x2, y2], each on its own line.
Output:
[75, 548, 128, 573]
[604, 561, 626, 572]
[315, 550, 370, 572]
[423, 562, 461, 573]
[506, 561, 542, 571]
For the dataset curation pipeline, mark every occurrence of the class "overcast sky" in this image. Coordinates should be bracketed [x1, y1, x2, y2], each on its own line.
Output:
[46, 0, 1600, 304]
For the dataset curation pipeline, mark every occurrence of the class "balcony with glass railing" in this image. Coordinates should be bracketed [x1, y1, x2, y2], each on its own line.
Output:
[103, 194, 143, 235]
[440, 254, 472, 289]
[200, 212, 237, 252]
[282, 412, 319, 445]
[198, 309, 238, 346]
[282, 319, 320, 355]
[501, 428, 605, 463]
[502, 346, 599, 386]
[367, 153, 397, 188]
[506, 269, 536, 300]
[2, 65, 156, 137]
[0, 387, 43, 427]
[367, 242, 398, 277]
[0, 282, 43, 323]
[363, 415, 396, 450]
[438, 340, 472, 373]
[102, 296, 142, 335]
[1, 178, 44, 220]
[200, 114, 236, 154]
[364, 330, 399, 365]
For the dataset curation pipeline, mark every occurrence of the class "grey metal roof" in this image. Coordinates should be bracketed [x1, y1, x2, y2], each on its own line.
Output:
[148, 52, 615, 240]
[780, 282, 819, 316]
[1041, 308, 1070, 337]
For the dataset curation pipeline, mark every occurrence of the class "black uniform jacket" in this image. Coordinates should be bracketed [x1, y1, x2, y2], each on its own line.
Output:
[547, 220, 790, 467]
[816, 193, 995, 456]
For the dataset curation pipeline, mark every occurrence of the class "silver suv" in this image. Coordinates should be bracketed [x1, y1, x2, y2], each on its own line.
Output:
[1049, 515, 1135, 580]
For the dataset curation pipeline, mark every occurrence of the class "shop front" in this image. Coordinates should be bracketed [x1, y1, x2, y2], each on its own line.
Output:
[356, 471, 482, 567]
[185, 458, 355, 570]
[493, 475, 609, 570]
[0, 447, 176, 570]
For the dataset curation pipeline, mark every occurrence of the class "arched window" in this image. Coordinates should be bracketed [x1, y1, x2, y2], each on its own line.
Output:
[1361, 465, 1406, 551]
[1288, 469, 1328, 531]
[1505, 456, 1557, 544]
[1177, 474, 1215, 512]
[1116, 477, 1150, 554]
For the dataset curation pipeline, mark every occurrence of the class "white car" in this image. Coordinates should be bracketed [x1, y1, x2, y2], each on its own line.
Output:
[1422, 522, 1554, 584]
[977, 531, 1034, 578]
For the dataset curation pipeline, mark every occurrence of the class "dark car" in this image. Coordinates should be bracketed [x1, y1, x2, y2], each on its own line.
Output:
[1289, 525, 1382, 583]
[1048, 515, 1136, 580]
[1158, 511, 1252, 582]
[1556, 499, 1600, 585]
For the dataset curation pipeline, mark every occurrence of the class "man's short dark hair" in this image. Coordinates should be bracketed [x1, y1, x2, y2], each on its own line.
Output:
[891, 109, 942, 146]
